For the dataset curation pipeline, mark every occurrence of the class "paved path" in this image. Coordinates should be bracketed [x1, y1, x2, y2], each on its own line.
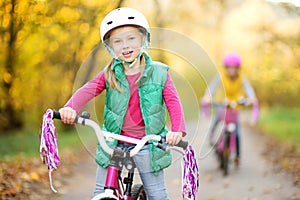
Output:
[53, 113, 300, 200]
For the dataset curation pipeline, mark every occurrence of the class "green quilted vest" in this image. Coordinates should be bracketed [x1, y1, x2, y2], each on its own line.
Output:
[95, 53, 172, 174]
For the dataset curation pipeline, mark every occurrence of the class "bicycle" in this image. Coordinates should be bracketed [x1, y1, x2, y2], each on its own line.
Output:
[51, 110, 190, 200]
[201, 97, 258, 176]
[215, 97, 253, 176]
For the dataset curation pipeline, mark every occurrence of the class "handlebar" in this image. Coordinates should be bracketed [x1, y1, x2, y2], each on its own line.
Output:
[52, 110, 188, 156]
[53, 111, 61, 119]
[219, 97, 250, 109]
[201, 97, 259, 124]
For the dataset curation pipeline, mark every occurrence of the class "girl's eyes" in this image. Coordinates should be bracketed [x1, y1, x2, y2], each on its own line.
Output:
[113, 37, 136, 44]
[113, 39, 121, 44]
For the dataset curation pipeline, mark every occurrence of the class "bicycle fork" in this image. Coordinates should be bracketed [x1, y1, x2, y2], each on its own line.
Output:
[123, 169, 134, 200]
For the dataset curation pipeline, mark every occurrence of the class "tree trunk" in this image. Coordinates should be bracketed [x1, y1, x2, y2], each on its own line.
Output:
[0, 0, 23, 132]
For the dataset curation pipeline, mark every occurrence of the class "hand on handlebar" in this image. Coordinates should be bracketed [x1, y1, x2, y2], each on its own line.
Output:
[58, 107, 77, 125]
[247, 97, 258, 106]
[166, 131, 183, 146]
[200, 95, 212, 119]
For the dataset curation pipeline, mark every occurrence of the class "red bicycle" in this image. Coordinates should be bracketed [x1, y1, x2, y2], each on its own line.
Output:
[52, 111, 188, 200]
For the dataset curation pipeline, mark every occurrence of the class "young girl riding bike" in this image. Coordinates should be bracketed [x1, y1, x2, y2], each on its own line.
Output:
[201, 52, 258, 166]
[58, 7, 186, 200]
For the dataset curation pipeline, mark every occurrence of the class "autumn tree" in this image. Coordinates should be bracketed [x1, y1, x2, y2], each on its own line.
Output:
[0, 0, 34, 131]
[0, 0, 124, 132]
[249, 2, 300, 106]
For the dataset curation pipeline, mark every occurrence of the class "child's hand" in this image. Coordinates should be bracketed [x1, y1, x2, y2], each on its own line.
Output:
[166, 131, 183, 146]
[201, 95, 211, 105]
[247, 97, 258, 105]
[58, 107, 77, 125]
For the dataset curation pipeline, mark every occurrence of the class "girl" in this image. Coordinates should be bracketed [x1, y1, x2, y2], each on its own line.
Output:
[201, 52, 258, 165]
[58, 7, 186, 200]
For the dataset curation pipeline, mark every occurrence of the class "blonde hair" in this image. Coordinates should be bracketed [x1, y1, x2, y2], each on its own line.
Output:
[105, 53, 146, 93]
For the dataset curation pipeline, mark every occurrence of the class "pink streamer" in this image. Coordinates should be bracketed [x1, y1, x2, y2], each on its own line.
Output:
[201, 100, 210, 119]
[252, 101, 260, 124]
[182, 143, 199, 200]
[40, 109, 60, 193]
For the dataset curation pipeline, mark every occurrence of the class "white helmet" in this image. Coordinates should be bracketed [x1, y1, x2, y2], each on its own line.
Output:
[100, 7, 150, 43]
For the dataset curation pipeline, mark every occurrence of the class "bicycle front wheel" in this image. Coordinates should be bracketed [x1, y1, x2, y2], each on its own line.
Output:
[91, 191, 118, 200]
[223, 131, 231, 176]
[131, 184, 147, 200]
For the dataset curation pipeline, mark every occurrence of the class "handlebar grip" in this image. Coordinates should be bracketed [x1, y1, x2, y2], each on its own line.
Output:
[156, 138, 189, 151]
[52, 110, 61, 119]
[176, 140, 189, 150]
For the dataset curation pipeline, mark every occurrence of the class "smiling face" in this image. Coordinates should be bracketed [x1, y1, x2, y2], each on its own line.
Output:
[107, 26, 145, 63]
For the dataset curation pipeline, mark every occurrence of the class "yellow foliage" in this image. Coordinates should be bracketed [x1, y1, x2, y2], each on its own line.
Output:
[2, 14, 10, 28]
[5, 3, 12, 13]
[66, 0, 80, 7]
[56, 6, 80, 23]
[39, 16, 53, 26]
[79, 23, 90, 34]
[15, 1, 28, 14]
[49, 41, 59, 52]
[3, 72, 12, 84]
[33, 2, 48, 14]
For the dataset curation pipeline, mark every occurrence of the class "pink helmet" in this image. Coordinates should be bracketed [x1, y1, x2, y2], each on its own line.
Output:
[223, 52, 241, 67]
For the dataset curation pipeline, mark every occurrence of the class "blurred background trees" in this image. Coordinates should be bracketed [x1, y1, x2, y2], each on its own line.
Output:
[0, 0, 123, 131]
[0, 0, 299, 132]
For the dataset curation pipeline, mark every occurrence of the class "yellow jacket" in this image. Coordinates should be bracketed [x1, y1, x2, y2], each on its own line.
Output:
[205, 68, 255, 103]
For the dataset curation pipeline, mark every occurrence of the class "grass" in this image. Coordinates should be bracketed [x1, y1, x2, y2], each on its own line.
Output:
[258, 106, 300, 149]
[0, 125, 95, 161]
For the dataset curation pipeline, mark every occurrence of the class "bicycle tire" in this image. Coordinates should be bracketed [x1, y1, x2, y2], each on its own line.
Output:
[223, 147, 230, 176]
[218, 151, 224, 169]
[223, 131, 231, 176]
[98, 198, 117, 200]
[131, 184, 147, 200]
[91, 192, 118, 200]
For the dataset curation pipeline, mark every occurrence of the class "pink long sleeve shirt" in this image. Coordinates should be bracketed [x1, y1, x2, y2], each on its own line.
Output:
[65, 70, 186, 139]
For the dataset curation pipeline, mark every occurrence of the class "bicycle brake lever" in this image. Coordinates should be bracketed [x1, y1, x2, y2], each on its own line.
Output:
[152, 136, 188, 151]
[149, 136, 167, 151]
[81, 111, 90, 119]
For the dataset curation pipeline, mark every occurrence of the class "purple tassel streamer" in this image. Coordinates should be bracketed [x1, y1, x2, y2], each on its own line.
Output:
[182, 143, 199, 200]
[40, 109, 60, 193]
